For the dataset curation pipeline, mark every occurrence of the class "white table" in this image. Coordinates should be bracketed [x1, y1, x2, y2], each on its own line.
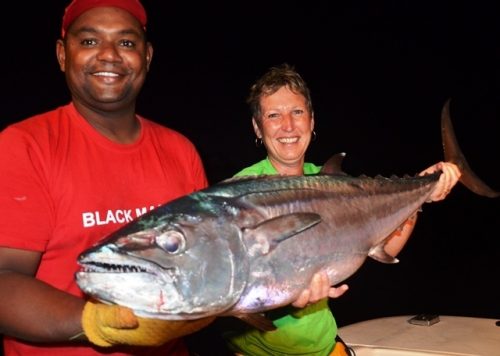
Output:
[338, 315, 500, 356]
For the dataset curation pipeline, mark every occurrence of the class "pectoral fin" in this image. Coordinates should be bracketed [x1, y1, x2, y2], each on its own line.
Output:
[368, 242, 399, 264]
[234, 312, 277, 331]
[243, 213, 322, 256]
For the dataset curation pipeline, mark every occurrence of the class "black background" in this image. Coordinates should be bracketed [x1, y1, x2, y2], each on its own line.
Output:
[1, 1, 499, 352]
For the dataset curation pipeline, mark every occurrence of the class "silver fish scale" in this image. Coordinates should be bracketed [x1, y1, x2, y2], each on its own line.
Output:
[76, 171, 441, 319]
[213, 173, 439, 197]
[220, 173, 439, 219]
[225, 173, 440, 313]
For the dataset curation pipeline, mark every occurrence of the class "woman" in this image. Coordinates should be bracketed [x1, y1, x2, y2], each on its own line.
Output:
[224, 64, 460, 356]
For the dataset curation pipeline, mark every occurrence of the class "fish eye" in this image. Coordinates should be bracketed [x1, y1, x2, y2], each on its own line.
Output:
[155, 230, 185, 254]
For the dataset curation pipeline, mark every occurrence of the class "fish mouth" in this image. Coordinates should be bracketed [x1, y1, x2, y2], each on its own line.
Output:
[80, 260, 153, 274]
[78, 258, 176, 284]
[76, 252, 180, 312]
[77, 246, 177, 285]
[78, 243, 171, 274]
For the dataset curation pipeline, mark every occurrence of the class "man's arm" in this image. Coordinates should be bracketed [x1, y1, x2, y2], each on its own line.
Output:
[0, 247, 84, 342]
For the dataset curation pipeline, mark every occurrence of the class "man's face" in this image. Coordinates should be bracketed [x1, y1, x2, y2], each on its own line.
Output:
[56, 6, 152, 111]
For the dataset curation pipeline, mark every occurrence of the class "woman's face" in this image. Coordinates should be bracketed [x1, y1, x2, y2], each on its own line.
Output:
[253, 86, 314, 175]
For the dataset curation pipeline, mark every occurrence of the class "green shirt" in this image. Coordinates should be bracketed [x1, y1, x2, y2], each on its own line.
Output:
[226, 157, 337, 355]
[234, 157, 322, 177]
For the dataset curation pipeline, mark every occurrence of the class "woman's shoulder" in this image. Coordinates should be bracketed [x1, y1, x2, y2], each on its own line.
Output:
[303, 162, 322, 174]
[234, 158, 272, 177]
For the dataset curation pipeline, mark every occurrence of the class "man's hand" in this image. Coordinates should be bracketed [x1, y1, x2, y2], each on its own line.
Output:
[292, 271, 348, 308]
[81, 300, 215, 347]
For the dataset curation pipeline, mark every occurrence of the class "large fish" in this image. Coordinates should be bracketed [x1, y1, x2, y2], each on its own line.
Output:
[75, 100, 498, 330]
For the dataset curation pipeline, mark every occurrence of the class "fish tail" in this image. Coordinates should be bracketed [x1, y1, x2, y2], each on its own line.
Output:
[441, 99, 500, 198]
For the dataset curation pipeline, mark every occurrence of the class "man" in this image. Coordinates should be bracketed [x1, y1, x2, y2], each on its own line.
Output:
[0, 1, 214, 355]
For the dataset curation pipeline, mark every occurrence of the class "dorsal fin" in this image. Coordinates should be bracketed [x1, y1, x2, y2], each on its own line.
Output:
[320, 152, 347, 175]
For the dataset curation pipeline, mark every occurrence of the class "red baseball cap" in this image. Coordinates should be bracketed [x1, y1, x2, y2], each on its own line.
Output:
[61, 0, 147, 38]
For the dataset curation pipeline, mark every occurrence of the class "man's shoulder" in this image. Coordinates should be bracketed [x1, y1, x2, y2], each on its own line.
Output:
[3, 104, 71, 135]
[141, 118, 185, 138]
[140, 117, 198, 152]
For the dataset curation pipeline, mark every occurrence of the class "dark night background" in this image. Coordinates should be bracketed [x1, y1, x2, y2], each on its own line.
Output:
[1, 1, 499, 353]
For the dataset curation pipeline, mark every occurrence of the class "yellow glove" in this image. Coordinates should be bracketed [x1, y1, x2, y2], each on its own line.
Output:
[82, 300, 215, 347]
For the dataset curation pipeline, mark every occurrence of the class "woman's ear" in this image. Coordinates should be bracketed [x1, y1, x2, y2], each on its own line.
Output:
[252, 117, 262, 138]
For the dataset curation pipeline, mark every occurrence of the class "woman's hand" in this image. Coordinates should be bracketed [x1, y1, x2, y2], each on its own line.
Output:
[292, 271, 349, 308]
[419, 162, 461, 202]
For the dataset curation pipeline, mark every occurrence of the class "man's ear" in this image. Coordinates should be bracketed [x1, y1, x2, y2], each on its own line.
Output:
[146, 42, 153, 71]
[56, 39, 66, 72]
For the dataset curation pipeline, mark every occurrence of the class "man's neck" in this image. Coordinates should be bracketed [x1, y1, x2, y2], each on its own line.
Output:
[73, 101, 141, 144]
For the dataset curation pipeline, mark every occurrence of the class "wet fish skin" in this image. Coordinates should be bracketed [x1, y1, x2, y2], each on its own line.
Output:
[75, 99, 498, 326]
[76, 172, 439, 320]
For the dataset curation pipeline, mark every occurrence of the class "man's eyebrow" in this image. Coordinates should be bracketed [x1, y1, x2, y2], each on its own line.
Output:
[72, 26, 143, 37]
[117, 28, 143, 37]
[73, 26, 98, 35]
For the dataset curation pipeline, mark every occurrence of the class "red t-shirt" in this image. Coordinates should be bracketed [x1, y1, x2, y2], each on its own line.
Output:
[0, 103, 208, 355]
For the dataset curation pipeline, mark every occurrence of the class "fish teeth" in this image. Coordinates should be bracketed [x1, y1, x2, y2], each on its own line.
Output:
[84, 261, 148, 273]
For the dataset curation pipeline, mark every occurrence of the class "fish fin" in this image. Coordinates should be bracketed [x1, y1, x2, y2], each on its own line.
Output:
[244, 213, 322, 256]
[320, 152, 348, 175]
[234, 313, 277, 332]
[368, 243, 399, 264]
[441, 99, 500, 198]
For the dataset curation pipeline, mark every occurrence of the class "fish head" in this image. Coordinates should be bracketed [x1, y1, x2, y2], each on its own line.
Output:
[76, 208, 248, 320]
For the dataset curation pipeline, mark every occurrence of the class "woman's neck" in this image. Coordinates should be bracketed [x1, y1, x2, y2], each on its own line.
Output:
[269, 158, 305, 176]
